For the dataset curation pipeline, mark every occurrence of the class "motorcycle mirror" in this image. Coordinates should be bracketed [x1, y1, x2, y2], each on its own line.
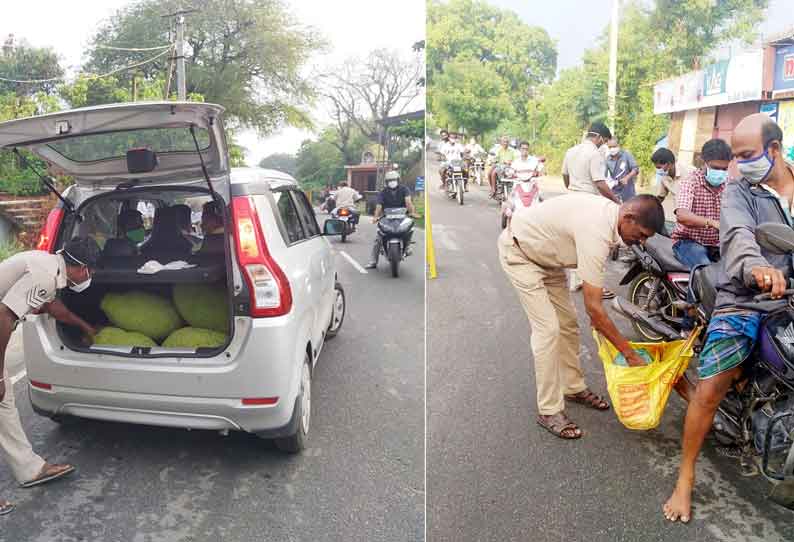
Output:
[756, 222, 794, 254]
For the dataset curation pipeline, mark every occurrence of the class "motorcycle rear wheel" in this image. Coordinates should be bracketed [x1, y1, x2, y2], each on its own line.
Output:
[628, 272, 679, 342]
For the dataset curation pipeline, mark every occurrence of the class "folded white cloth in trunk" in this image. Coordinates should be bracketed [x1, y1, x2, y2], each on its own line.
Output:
[137, 260, 196, 274]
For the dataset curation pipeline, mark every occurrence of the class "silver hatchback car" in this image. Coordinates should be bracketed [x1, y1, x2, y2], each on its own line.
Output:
[0, 102, 346, 453]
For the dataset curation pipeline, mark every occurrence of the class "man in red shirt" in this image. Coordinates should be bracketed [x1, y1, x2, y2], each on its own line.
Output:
[671, 139, 731, 269]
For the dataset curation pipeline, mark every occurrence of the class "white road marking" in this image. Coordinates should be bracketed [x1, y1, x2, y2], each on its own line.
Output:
[10, 369, 26, 385]
[339, 250, 368, 274]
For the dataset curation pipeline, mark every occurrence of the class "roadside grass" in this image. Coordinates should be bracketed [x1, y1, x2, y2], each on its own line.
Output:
[413, 194, 425, 229]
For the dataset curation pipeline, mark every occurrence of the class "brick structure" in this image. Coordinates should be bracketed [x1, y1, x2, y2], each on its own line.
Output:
[0, 193, 57, 248]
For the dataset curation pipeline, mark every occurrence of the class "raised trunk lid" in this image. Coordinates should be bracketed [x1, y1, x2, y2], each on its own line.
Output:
[0, 102, 229, 189]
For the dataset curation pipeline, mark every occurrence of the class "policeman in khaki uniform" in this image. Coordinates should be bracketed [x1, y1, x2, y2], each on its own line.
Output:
[498, 194, 665, 440]
[0, 237, 99, 516]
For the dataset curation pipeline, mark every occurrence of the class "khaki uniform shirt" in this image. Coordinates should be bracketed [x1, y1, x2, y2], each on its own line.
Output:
[561, 140, 606, 195]
[0, 251, 67, 319]
[508, 194, 620, 287]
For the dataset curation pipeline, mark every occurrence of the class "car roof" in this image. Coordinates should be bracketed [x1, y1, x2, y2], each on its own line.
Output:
[229, 167, 298, 189]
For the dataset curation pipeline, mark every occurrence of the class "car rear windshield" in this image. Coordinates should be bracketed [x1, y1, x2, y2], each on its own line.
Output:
[47, 127, 211, 163]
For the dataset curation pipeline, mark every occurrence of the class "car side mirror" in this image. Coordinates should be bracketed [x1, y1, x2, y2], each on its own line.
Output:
[323, 219, 345, 236]
[756, 222, 794, 254]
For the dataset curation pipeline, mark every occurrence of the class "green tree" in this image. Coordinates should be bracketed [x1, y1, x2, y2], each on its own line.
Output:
[432, 59, 513, 138]
[85, 0, 324, 136]
[259, 153, 298, 176]
[0, 40, 63, 96]
[427, 0, 556, 115]
[527, 0, 767, 175]
[295, 136, 345, 190]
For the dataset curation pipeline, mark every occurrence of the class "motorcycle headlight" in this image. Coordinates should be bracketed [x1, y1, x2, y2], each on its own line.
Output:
[397, 217, 414, 232]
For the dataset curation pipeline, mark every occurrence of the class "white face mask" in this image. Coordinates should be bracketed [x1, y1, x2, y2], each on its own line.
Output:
[69, 270, 92, 293]
[387, 180, 399, 189]
[608, 147, 620, 156]
[737, 148, 775, 185]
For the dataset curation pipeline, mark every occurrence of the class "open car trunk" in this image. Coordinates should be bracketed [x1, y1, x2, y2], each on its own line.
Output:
[58, 259, 233, 358]
[55, 186, 237, 359]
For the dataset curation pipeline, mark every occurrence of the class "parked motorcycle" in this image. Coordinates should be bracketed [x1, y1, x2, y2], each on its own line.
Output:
[376, 207, 415, 277]
[330, 205, 360, 243]
[612, 223, 794, 510]
[445, 159, 468, 205]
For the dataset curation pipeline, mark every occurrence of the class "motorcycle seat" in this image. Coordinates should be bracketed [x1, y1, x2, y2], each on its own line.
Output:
[691, 262, 721, 319]
[643, 235, 689, 273]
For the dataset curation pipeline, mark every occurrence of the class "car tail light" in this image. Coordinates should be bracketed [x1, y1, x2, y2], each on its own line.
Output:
[36, 207, 64, 252]
[232, 196, 292, 317]
[338, 207, 350, 216]
[29, 380, 52, 390]
[241, 397, 279, 406]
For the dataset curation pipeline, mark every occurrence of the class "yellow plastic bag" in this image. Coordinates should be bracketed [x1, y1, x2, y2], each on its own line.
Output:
[593, 329, 700, 430]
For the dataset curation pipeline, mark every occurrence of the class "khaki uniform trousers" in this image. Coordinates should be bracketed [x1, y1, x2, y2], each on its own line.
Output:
[0, 366, 45, 483]
[498, 231, 587, 415]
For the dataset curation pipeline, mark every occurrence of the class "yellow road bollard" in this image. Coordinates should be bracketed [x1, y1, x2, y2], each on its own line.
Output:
[425, 190, 438, 279]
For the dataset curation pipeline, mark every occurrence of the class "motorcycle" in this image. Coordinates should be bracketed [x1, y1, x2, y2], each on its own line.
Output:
[614, 228, 692, 341]
[376, 207, 415, 278]
[471, 154, 486, 186]
[494, 164, 516, 206]
[330, 205, 360, 243]
[445, 159, 468, 205]
[612, 223, 794, 510]
[500, 157, 546, 230]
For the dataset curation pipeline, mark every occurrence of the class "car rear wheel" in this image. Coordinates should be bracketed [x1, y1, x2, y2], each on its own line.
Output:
[326, 282, 345, 339]
[275, 356, 311, 454]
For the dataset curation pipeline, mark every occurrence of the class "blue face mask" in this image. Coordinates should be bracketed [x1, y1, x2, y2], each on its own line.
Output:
[705, 167, 728, 187]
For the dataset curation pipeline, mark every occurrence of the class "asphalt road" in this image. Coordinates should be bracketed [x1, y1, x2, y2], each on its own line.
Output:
[0, 218, 424, 542]
[426, 165, 794, 542]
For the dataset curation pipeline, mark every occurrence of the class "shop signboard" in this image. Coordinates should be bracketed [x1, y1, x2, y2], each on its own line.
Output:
[778, 100, 794, 163]
[773, 44, 794, 96]
[654, 50, 763, 114]
[761, 102, 779, 121]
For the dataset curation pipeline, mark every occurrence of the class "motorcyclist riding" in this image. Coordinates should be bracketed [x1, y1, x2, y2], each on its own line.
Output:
[366, 171, 419, 269]
[663, 114, 794, 524]
[488, 135, 518, 198]
[439, 133, 464, 190]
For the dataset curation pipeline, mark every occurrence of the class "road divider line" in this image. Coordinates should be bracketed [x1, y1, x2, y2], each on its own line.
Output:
[339, 251, 368, 274]
[10, 369, 26, 385]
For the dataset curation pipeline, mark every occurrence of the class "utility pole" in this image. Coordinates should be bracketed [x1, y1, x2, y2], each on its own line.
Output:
[607, 0, 620, 133]
[163, 5, 197, 101]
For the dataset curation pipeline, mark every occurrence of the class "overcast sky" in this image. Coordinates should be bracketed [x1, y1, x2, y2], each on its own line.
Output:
[1, 0, 425, 166]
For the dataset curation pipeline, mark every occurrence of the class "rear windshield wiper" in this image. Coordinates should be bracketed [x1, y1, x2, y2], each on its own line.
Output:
[12, 148, 74, 212]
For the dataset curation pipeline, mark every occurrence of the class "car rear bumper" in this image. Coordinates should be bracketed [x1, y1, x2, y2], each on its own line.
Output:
[22, 314, 308, 434]
[29, 383, 297, 434]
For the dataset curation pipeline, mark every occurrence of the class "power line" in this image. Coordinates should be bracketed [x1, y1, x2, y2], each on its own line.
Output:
[95, 44, 172, 52]
[0, 47, 172, 84]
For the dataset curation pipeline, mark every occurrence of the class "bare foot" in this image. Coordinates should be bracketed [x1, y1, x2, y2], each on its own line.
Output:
[663, 479, 693, 523]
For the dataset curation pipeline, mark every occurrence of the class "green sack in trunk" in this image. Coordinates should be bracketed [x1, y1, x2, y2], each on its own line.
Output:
[100, 291, 183, 340]
[173, 283, 228, 333]
[94, 327, 157, 348]
[162, 327, 228, 349]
